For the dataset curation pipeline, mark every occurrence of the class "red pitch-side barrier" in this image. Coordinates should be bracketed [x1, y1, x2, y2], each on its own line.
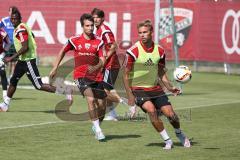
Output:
[1, 0, 240, 63]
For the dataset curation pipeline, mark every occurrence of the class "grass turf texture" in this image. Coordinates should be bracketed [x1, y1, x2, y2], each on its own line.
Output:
[0, 68, 240, 160]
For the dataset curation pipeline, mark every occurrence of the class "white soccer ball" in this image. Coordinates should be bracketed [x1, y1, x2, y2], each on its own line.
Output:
[173, 65, 192, 83]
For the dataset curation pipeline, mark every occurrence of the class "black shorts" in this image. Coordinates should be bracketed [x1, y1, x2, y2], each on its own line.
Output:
[5, 44, 18, 62]
[10, 59, 43, 89]
[75, 78, 107, 99]
[132, 89, 171, 113]
[102, 68, 119, 90]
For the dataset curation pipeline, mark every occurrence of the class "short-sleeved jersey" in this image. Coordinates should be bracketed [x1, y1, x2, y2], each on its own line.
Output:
[64, 34, 104, 81]
[95, 23, 120, 69]
[14, 24, 29, 43]
[0, 16, 14, 44]
[126, 41, 165, 92]
[14, 23, 37, 61]
[0, 28, 8, 53]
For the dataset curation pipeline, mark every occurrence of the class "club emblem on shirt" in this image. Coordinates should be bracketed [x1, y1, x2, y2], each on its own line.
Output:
[85, 43, 91, 50]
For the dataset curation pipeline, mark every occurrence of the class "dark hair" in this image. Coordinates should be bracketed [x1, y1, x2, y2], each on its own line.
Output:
[80, 13, 94, 26]
[11, 6, 22, 20]
[91, 8, 105, 18]
[9, 6, 18, 12]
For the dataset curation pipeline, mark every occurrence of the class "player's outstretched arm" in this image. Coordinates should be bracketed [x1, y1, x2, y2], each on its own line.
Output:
[160, 73, 181, 96]
[49, 47, 67, 79]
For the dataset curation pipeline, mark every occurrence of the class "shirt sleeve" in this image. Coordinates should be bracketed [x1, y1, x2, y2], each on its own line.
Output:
[102, 32, 115, 44]
[158, 46, 165, 68]
[158, 54, 166, 69]
[125, 53, 135, 71]
[98, 44, 104, 58]
[16, 30, 28, 43]
[63, 40, 74, 53]
[97, 40, 104, 57]
[15, 25, 29, 43]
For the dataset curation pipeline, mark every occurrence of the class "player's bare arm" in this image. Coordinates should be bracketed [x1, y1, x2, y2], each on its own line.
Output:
[49, 47, 67, 79]
[105, 42, 117, 60]
[160, 73, 180, 96]
[88, 57, 105, 74]
[3, 34, 11, 52]
[4, 40, 28, 63]
[123, 66, 135, 106]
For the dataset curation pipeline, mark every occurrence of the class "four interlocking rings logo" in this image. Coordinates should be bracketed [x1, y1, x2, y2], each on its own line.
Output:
[221, 10, 240, 55]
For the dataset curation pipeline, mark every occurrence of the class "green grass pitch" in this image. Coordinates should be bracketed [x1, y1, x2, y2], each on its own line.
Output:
[0, 69, 240, 160]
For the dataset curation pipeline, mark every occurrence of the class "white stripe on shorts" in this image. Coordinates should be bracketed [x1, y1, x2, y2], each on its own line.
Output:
[103, 69, 110, 83]
[74, 79, 80, 88]
[27, 61, 41, 89]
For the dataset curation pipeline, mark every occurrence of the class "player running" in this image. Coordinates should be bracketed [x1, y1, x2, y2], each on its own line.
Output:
[0, 8, 72, 112]
[50, 13, 107, 141]
[123, 20, 191, 149]
[91, 8, 123, 121]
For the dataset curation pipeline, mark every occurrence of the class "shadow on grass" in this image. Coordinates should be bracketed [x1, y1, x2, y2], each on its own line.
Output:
[105, 134, 141, 140]
[146, 141, 198, 147]
[10, 110, 58, 113]
[203, 147, 220, 150]
[12, 97, 36, 100]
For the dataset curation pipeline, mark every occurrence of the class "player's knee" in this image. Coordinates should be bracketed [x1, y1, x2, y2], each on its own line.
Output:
[10, 77, 19, 87]
[147, 111, 158, 121]
[87, 97, 95, 105]
[167, 113, 179, 123]
[145, 105, 157, 114]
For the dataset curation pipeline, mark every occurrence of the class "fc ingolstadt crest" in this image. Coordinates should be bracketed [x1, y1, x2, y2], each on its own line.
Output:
[159, 8, 193, 50]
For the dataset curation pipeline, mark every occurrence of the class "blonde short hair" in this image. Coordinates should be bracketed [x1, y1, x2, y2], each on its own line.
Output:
[137, 19, 153, 31]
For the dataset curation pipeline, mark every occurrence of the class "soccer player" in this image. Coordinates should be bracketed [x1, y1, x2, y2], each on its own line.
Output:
[49, 13, 107, 141]
[91, 8, 123, 121]
[0, 28, 11, 100]
[0, 6, 18, 79]
[0, 8, 72, 112]
[123, 20, 191, 149]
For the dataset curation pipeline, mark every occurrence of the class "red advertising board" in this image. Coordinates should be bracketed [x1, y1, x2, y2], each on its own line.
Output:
[1, 0, 240, 63]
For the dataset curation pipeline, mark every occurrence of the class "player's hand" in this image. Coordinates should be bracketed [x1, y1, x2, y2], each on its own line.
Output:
[169, 87, 181, 96]
[128, 94, 135, 106]
[87, 65, 98, 74]
[49, 68, 57, 79]
[129, 104, 137, 119]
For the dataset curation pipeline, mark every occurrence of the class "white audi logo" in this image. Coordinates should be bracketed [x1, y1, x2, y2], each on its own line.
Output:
[221, 10, 240, 55]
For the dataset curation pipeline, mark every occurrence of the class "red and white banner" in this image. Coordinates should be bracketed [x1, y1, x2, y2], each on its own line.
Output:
[1, 0, 240, 63]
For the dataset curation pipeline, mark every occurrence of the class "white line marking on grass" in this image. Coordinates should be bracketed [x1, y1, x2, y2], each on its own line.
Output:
[177, 100, 240, 110]
[0, 121, 64, 130]
[1, 101, 239, 130]
[17, 85, 35, 89]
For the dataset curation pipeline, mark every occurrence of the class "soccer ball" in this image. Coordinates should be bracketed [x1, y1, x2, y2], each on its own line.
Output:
[173, 65, 192, 83]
